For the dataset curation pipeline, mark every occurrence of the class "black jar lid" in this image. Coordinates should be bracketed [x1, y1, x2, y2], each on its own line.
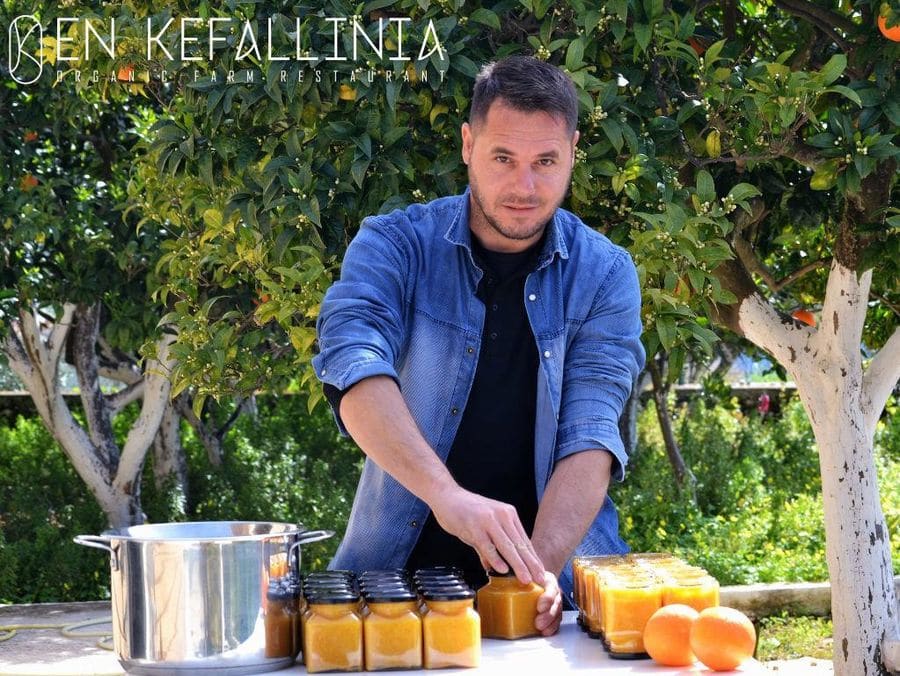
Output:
[487, 568, 517, 577]
[364, 588, 418, 604]
[422, 586, 476, 602]
[305, 589, 361, 605]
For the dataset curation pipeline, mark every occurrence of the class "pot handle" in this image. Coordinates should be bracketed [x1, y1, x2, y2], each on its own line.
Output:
[74, 535, 119, 571]
[295, 529, 334, 545]
[288, 530, 335, 578]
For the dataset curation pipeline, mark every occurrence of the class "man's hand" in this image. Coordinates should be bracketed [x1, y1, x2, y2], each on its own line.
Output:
[535, 571, 563, 636]
[430, 484, 545, 585]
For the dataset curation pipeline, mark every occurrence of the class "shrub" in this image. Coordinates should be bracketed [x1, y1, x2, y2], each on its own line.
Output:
[611, 397, 846, 584]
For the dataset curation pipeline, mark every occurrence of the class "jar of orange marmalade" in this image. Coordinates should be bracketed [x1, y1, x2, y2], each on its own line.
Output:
[363, 588, 423, 670]
[421, 586, 480, 668]
[477, 570, 543, 639]
[303, 590, 363, 673]
[264, 580, 296, 659]
[602, 574, 662, 657]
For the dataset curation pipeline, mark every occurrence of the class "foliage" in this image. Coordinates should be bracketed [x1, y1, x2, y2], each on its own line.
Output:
[13, 0, 888, 406]
[612, 397, 900, 584]
[0, 395, 360, 602]
[3, 394, 897, 601]
[757, 614, 834, 661]
[0, 414, 109, 603]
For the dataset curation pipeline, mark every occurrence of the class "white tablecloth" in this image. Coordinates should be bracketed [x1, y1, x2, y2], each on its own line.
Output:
[287, 610, 763, 674]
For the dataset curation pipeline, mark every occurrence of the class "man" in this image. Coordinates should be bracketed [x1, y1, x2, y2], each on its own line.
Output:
[312, 55, 645, 635]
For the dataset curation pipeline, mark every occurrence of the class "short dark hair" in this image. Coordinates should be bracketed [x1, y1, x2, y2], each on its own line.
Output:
[469, 56, 578, 136]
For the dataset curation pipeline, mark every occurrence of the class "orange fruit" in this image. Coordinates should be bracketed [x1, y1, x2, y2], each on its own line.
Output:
[19, 174, 39, 191]
[791, 308, 816, 327]
[689, 606, 756, 671]
[643, 604, 699, 667]
[117, 64, 134, 82]
[879, 4, 900, 40]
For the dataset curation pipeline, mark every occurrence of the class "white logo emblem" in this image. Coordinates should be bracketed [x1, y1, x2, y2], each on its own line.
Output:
[8, 15, 43, 85]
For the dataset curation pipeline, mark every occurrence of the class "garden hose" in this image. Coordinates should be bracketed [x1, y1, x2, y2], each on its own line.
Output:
[0, 616, 113, 650]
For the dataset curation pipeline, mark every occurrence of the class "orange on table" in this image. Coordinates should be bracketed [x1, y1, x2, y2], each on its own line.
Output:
[689, 606, 756, 672]
[643, 604, 699, 667]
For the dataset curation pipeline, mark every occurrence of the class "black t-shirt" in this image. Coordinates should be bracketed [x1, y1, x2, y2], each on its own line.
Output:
[405, 233, 542, 587]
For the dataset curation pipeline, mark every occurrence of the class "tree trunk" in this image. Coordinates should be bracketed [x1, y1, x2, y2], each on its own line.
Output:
[618, 370, 648, 458]
[647, 358, 697, 496]
[714, 257, 900, 675]
[152, 398, 189, 516]
[1, 303, 177, 529]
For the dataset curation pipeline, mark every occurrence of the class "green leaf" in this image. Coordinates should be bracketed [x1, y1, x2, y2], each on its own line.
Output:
[727, 183, 761, 202]
[468, 8, 501, 28]
[823, 85, 862, 107]
[657, 316, 676, 350]
[566, 37, 586, 71]
[634, 24, 651, 53]
[696, 170, 716, 202]
[817, 54, 846, 86]
[809, 159, 839, 191]
[203, 208, 223, 229]
[600, 118, 624, 152]
[704, 39, 726, 65]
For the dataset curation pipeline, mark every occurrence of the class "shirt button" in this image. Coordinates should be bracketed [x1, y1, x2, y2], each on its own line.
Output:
[410, 520, 418, 528]
[492, 303, 499, 311]
[490, 332, 498, 340]
[320, 368, 327, 376]
[451, 407, 459, 415]
[528, 294, 537, 301]
[466, 346, 474, 354]
[543, 350, 551, 358]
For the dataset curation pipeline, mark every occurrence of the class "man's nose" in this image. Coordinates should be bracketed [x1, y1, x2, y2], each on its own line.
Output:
[512, 164, 536, 194]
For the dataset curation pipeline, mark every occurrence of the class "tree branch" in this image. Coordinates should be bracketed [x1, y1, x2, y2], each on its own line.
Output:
[711, 258, 811, 378]
[105, 381, 145, 416]
[72, 302, 120, 471]
[771, 0, 856, 51]
[47, 303, 77, 376]
[773, 259, 830, 292]
[862, 326, 900, 442]
[97, 335, 141, 385]
[114, 331, 176, 499]
[819, 259, 871, 357]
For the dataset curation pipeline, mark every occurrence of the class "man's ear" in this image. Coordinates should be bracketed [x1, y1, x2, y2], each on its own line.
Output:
[461, 122, 473, 165]
[571, 129, 580, 167]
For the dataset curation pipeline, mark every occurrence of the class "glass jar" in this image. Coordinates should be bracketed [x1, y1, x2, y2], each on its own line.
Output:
[421, 588, 480, 669]
[477, 570, 543, 639]
[303, 591, 363, 673]
[662, 574, 720, 611]
[363, 590, 423, 670]
[602, 576, 662, 657]
[264, 581, 296, 659]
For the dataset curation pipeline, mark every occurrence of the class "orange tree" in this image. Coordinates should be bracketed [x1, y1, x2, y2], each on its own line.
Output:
[2, 0, 897, 670]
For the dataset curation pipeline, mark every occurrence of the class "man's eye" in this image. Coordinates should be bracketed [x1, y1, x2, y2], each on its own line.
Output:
[495, 155, 511, 163]
[538, 158, 555, 166]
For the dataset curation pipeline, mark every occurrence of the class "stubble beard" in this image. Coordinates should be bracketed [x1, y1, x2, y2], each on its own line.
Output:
[468, 171, 569, 244]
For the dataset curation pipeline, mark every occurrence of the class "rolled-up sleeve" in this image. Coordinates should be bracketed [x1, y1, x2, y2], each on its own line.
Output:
[312, 216, 411, 433]
[554, 249, 645, 481]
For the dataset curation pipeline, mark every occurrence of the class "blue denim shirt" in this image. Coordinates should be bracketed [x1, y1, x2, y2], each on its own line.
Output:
[312, 188, 645, 599]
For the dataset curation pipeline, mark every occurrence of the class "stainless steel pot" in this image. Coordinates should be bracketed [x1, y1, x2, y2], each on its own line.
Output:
[75, 521, 333, 675]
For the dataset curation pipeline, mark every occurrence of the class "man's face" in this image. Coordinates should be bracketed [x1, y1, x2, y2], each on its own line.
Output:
[461, 100, 579, 253]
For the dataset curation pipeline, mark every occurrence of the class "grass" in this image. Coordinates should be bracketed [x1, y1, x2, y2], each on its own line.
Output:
[756, 614, 833, 661]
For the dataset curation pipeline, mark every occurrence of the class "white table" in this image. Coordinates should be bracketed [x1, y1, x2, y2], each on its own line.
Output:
[285, 610, 764, 674]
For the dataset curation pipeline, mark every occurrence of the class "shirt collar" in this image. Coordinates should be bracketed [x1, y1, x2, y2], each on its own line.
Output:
[444, 186, 570, 270]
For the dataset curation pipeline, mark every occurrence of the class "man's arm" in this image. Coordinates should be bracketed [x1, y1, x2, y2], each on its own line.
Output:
[532, 449, 613, 575]
[339, 375, 545, 584]
[528, 449, 613, 635]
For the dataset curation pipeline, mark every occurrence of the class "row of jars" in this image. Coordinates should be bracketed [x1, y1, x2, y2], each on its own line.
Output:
[572, 553, 720, 657]
[264, 568, 482, 673]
